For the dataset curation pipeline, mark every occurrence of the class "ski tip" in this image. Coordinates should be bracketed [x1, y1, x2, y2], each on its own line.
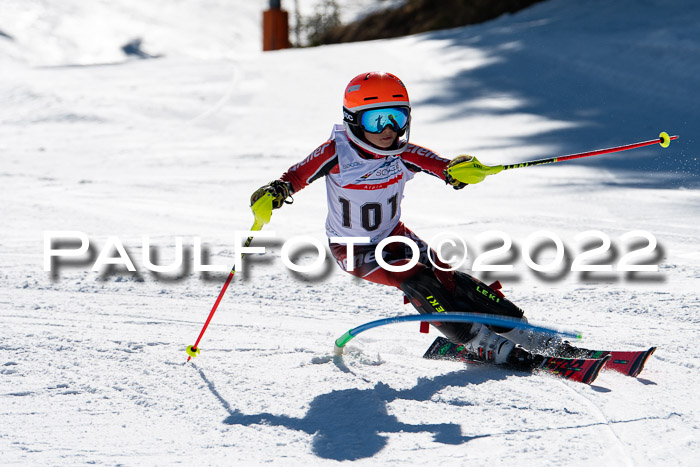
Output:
[584, 355, 612, 385]
[629, 347, 657, 377]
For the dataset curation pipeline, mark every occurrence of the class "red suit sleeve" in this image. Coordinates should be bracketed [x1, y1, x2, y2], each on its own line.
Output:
[280, 140, 338, 192]
[400, 143, 450, 181]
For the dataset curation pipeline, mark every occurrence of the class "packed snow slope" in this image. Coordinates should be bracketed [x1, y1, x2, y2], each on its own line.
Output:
[1, 0, 699, 465]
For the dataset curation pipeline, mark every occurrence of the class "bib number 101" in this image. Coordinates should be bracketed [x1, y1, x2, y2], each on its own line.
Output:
[339, 195, 398, 232]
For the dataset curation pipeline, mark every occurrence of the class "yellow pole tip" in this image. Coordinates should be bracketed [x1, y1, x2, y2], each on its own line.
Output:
[659, 132, 671, 148]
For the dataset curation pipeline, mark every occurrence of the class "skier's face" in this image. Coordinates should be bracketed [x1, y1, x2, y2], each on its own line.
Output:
[363, 126, 397, 149]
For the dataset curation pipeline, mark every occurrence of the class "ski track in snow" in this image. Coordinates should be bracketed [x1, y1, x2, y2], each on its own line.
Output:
[1, 0, 699, 465]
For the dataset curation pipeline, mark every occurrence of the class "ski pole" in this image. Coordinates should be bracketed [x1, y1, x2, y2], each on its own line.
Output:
[447, 131, 679, 184]
[185, 193, 274, 362]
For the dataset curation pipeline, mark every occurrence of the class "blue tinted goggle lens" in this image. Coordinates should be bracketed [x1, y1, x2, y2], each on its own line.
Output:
[360, 107, 409, 134]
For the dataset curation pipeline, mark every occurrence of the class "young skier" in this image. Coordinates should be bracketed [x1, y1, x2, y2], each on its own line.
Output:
[250, 72, 579, 372]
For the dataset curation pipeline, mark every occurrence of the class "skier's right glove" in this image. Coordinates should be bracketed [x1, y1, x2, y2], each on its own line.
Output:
[250, 180, 293, 209]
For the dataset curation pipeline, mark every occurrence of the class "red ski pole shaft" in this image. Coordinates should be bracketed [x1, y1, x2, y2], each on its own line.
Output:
[187, 237, 253, 362]
[186, 193, 274, 362]
[186, 234, 256, 362]
[186, 268, 234, 362]
[502, 133, 678, 170]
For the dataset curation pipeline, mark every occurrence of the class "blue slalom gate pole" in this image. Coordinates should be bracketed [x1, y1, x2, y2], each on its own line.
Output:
[333, 313, 582, 355]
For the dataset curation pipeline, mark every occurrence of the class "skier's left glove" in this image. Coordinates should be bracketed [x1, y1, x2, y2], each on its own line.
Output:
[445, 154, 503, 185]
[250, 180, 294, 209]
[444, 155, 470, 190]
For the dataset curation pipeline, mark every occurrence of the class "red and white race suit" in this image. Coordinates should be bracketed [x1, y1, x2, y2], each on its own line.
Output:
[282, 125, 450, 243]
[280, 124, 452, 287]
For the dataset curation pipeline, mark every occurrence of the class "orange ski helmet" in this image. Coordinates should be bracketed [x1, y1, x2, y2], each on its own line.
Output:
[342, 72, 411, 157]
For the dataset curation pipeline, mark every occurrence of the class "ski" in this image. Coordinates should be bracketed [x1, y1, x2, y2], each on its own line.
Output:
[538, 354, 611, 385]
[423, 337, 610, 385]
[563, 347, 656, 378]
[423, 336, 486, 365]
[424, 337, 655, 378]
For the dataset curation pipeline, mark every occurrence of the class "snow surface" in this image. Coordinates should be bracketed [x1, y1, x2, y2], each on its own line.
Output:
[1, 0, 699, 465]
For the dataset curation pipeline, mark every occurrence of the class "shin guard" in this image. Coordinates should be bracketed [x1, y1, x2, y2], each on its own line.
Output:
[400, 269, 476, 344]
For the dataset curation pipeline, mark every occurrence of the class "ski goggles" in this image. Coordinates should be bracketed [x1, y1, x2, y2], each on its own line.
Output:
[360, 107, 410, 134]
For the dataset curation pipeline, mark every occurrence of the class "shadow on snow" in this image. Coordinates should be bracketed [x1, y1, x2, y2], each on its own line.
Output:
[203, 365, 519, 461]
[196, 358, 664, 461]
[413, 6, 699, 188]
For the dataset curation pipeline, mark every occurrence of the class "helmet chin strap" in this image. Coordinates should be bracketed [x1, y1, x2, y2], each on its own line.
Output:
[343, 122, 409, 157]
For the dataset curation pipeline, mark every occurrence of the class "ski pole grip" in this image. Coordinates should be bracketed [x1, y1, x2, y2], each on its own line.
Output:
[251, 193, 274, 230]
[446, 155, 503, 184]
